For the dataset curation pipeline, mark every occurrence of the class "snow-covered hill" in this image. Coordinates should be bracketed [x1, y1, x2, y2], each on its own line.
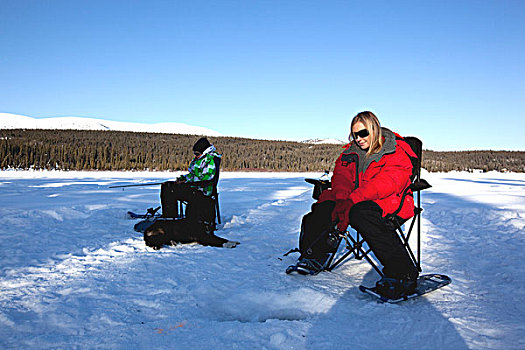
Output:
[0, 113, 222, 136]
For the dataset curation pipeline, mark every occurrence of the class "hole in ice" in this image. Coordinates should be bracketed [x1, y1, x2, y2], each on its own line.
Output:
[206, 288, 336, 323]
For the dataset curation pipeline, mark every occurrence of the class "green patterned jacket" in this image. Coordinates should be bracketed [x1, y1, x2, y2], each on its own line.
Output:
[178, 145, 221, 196]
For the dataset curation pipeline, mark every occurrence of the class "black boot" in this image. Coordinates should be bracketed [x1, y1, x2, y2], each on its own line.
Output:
[375, 276, 417, 300]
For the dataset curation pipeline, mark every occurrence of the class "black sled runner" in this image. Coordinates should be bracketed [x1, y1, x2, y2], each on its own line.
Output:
[359, 273, 451, 303]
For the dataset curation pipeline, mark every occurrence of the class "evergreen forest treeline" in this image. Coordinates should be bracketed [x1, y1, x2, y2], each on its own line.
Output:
[1, 129, 524, 173]
[0, 129, 340, 172]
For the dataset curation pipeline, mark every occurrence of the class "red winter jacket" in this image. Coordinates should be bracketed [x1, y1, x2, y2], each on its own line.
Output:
[319, 128, 416, 220]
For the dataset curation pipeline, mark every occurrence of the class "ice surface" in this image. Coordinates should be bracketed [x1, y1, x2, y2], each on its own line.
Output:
[0, 170, 523, 349]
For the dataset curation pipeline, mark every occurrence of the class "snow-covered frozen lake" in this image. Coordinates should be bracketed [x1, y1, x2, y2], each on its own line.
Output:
[0, 170, 524, 349]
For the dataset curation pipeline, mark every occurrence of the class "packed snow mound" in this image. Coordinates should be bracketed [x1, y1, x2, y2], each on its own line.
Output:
[0, 113, 222, 136]
[302, 138, 346, 145]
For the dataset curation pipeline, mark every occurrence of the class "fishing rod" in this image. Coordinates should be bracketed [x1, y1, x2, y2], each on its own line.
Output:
[109, 182, 165, 189]
[109, 178, 215, 189]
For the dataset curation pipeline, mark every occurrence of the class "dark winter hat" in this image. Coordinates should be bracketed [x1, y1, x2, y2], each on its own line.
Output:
[192, 137, 211, 154]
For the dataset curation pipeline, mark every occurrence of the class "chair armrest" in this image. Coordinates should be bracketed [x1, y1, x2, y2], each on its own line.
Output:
[187, 179, 214, 187]
[305, 178, 332, 200]
[410, 179, 432, 192]
[305, 178, 331, 187]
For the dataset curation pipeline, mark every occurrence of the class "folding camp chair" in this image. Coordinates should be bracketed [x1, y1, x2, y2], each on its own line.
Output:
[174, 156, 222, 228]
[307, 137, 430, 277]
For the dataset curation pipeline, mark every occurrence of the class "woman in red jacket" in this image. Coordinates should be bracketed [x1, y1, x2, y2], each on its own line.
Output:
[295, 111, 418, 298]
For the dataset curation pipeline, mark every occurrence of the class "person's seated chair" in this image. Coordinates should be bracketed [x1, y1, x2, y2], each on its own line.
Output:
[306, 136, 430, 276]
[171, 155, 222, 230]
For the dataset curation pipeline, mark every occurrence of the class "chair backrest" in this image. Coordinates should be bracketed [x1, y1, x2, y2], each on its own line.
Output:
[211, 156, 221, 196]
[212, 156, 222, 225]
[402, 136, 423, 182]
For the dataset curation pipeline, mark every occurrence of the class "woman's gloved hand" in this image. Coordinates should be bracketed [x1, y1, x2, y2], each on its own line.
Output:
[331, 199, 354, 231]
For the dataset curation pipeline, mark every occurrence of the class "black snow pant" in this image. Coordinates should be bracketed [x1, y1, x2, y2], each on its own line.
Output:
[160, 181, 215, 224]
[348, 201, 419, 280]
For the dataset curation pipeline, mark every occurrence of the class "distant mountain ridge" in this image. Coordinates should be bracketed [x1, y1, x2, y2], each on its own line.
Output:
[1, 113, 348, 144]
[0, 113, 222, 136]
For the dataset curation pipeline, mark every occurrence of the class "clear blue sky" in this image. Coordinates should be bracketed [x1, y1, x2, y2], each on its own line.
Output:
[1, 0, 523, 151]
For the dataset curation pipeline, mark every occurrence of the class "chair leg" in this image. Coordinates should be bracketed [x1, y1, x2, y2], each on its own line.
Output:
[215, 195, 221, 224]
[327, 249, 353, 271]
[391, 214, 422, 273]
[417, 190, 422, 271]
[345, 233, 384, 276]
[178, 201, 185, 219]
[327, 231, 384, 277]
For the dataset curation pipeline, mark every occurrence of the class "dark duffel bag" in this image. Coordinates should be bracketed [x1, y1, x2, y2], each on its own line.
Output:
[144, 218, 229, 250]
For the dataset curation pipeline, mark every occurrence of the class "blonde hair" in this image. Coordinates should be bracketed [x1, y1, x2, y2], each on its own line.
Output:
[350, 111, 383, 156]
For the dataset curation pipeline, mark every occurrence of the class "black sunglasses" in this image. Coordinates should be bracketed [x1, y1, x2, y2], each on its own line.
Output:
[353, 129, 369, 139]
